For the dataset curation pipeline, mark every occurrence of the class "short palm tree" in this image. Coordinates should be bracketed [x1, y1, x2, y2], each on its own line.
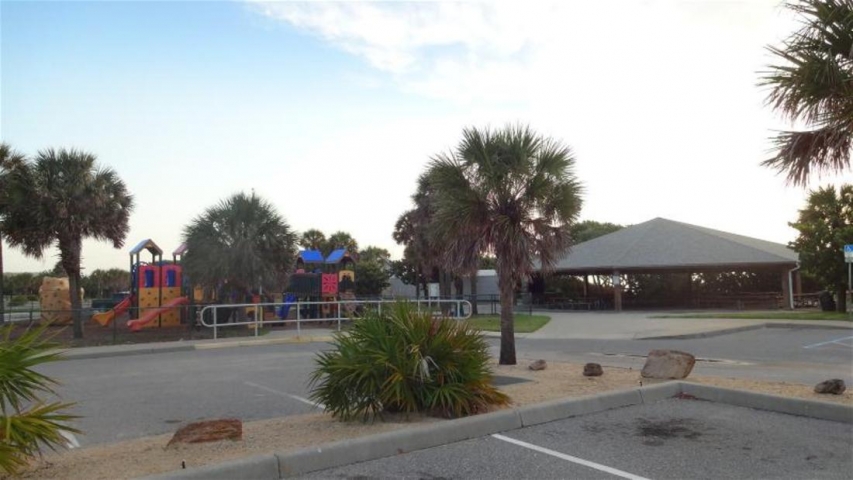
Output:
[428, 125, 583, 365]
[0, 143, 28, 324]
[0, 324, 80, 475]
[4, 148, 134, 339]
[182, 192, 298, 300]
[761, 0, 853, 185]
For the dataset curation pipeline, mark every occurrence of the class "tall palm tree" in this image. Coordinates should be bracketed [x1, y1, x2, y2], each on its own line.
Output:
[761, 0, 853, 185]
[299, 229, 326, 251]
[182, 192, 297, 301]
[428, 125, 583, 365]
[4, 148, 133, 339]
[0, 144, 27, 324]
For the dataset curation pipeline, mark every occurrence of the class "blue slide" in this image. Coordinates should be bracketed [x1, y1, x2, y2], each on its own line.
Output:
[277, 294, 297, 319]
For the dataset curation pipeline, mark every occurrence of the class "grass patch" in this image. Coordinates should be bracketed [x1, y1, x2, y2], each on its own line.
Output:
[652, 311, 852, 321]
[466, 314, 551, 333]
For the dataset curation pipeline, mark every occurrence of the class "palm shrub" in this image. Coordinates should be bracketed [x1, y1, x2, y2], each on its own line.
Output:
[309, 303, 508, 421]
[0, 324, 79, 475]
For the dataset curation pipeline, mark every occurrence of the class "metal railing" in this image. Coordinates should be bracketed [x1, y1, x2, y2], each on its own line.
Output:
[198, 299, 473, 340]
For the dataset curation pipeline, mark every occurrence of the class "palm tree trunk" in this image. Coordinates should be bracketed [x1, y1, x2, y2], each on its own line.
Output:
[836, 284, 847, 313]
[61, 237, 84, 339]
[0, 232, 5, 324]
[497, 266, 516, 365]
[470, 271, 479, 316]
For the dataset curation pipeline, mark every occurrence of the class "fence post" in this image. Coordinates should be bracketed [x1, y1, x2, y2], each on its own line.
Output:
[296, 302, 301, 336]
[337, 301, 341, 331]
[213, 307, 218, 340]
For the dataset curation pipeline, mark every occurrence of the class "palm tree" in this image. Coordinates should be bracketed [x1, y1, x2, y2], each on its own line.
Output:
[0, 143, 27, 324]
[0, 324, 80, 475]
[761, 0, 853, 185]
[428, 125, 583, 365]
[182, 192, 298, 302]
[4, 148, 133, 339]
[326, 231, 359, 257]
[299, 229, 326, 251]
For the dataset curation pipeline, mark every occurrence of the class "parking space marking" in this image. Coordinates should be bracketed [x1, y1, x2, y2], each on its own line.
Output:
[802, 335, 853, 349]
[244, 381, 325, 410]
[492, 434, 650, 480]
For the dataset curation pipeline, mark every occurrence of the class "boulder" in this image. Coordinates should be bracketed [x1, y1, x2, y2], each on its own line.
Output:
[168, 419, 242, 446]
[529, 359, 547, 371]
[814, 379, 846, 395]
[583, 363, 603, 377]
[641, 350, 696, 379]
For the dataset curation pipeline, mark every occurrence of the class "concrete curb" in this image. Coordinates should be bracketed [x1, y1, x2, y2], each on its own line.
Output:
[144, 454, 281, 480]
[194, 336, 334, 350]
[59, 335, 334, 361]
[638, 321, 853, 340]
[638, 324, 765, 340]
[61, 344, 195, 360]
[762, 322, 853, 331]
[679, 382, 853, 424]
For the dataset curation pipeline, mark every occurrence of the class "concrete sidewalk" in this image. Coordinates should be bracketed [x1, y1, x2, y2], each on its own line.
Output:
[505, 311, 853, 340]
[60, 328, 337, 360]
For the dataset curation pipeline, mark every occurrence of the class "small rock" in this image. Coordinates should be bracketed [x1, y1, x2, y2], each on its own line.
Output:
[583, 363, 603, 377]
[168, 419, 242, 446]
[814, 379, 846, 395]
[641, 350, 696, 379]
[529, 359, 547, 371]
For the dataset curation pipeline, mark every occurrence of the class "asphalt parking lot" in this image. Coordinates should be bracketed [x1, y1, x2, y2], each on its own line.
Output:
[40, 324, 851, 447]
[299, 399, 853, 480]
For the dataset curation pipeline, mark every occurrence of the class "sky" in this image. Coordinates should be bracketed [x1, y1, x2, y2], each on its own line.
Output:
[2, 0, 851, 273]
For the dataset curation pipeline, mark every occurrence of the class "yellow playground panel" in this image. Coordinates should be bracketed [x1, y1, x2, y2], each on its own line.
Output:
[137, 286, 182, 328]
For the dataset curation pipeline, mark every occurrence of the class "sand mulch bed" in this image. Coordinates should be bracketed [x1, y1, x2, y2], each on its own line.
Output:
[16, 359, 851, 480]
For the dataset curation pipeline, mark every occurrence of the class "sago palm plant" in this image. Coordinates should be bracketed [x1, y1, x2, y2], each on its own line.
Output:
[309, 303, 508, 421]
[0, 324, 79, 475]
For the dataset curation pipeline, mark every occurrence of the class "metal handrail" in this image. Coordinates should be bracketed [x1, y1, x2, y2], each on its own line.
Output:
[198, 299, 473, 340]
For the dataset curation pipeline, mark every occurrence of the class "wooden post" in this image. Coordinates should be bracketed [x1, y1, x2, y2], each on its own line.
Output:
[781, 269, 792, 310]
[613, 271, 622, 312]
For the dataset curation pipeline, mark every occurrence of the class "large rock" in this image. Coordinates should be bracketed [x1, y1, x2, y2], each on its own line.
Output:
[583, 363, 603, 377]
[168, 419, 242, 446]
[641, 350, 696, 379]
[814, 379, 846, 395]
[529, 359, 547, 371]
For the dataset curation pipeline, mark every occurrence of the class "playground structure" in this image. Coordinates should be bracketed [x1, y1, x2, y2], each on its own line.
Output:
[91, 239, 189, 331]
[89, 241, 361, 331]
[38, 276, 84, 325]
[282, 249, 356, 320]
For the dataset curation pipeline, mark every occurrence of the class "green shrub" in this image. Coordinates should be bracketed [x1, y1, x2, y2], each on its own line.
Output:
[26, 295, 38, 302]
[8, 296, 28, 307]
[309, 302, 508, 421]
[0, 324, 80, 475]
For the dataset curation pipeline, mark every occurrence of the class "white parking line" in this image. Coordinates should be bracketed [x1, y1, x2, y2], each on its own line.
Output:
[244, 381, 325, 410]
[492, 434, 650, 480]
[802, 335, 853, 349]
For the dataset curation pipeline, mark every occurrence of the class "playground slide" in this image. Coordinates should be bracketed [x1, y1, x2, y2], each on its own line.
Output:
[91, 295, 133, 327]
[127, 296, 189, 332]
[277, 294, 297, 319]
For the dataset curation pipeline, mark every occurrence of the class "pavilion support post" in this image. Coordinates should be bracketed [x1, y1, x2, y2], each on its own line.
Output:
[781, 269, 792, 310]
[583, 275, 589, 299]
[612, 271, 622, 312]
[794, 270, 802, 296]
